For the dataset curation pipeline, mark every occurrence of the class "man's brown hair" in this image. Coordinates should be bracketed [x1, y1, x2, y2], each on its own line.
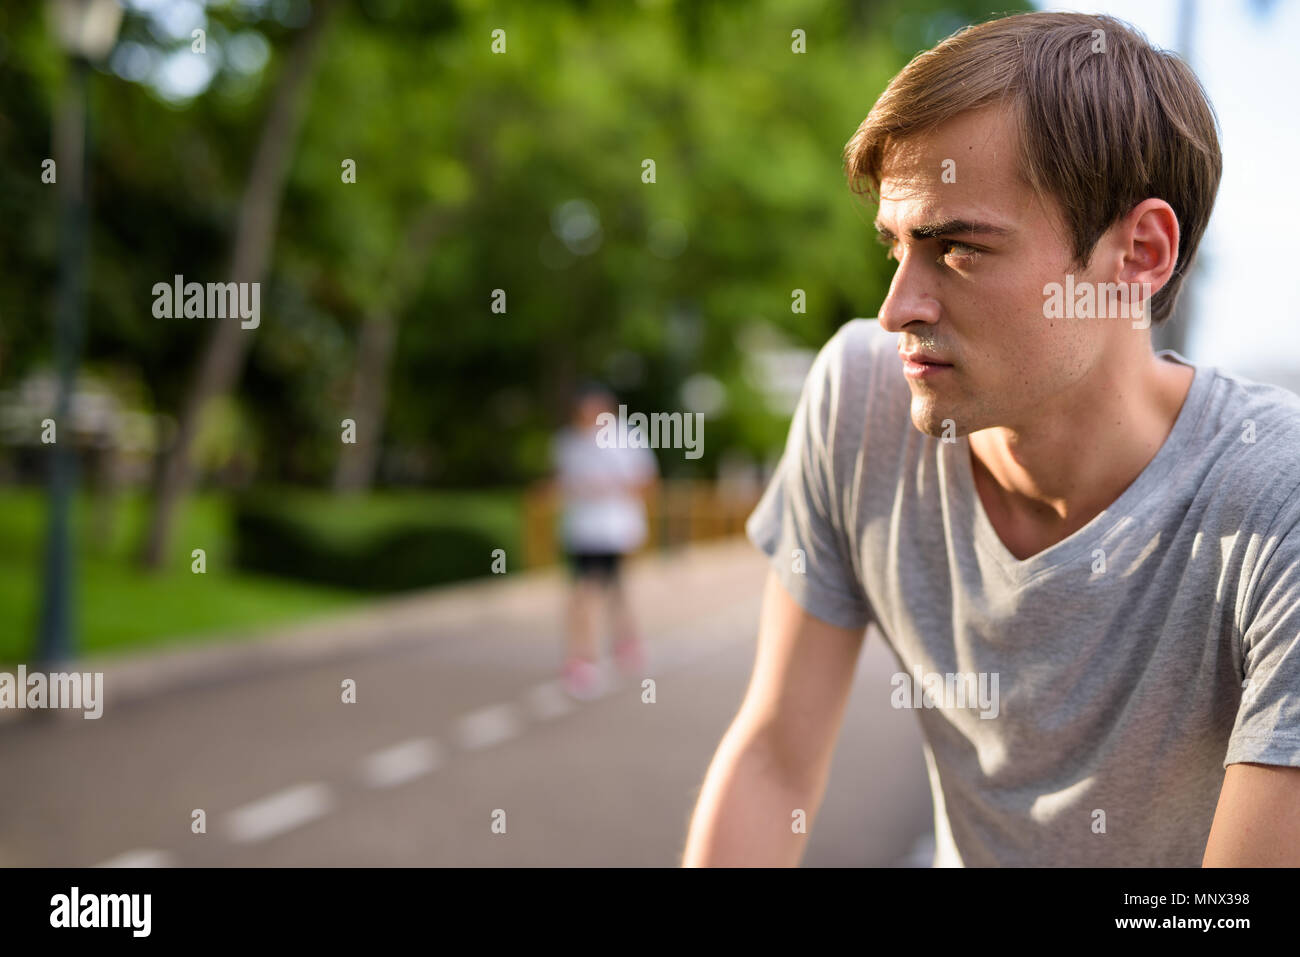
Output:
[843, 11, 1222, 325]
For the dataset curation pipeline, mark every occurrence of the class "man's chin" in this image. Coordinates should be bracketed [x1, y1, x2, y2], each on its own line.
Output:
[910, 416, 948, 439]
[909, 399, 969, 439]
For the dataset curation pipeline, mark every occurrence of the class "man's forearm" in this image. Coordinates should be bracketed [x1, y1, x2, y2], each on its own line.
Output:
[681, 725, 823, 867]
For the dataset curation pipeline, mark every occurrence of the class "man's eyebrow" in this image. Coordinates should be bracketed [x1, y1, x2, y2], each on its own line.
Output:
[874, 219, 1014, 241]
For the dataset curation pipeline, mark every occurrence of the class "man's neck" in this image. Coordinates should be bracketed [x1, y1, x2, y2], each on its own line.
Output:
[967, 350, 1195, 558]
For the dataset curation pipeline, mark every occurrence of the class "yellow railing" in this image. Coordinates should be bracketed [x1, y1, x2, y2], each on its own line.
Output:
[523, 479, 763, 568]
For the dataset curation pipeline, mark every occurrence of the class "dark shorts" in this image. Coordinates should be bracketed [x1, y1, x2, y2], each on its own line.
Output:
[565, 550, 623, 582]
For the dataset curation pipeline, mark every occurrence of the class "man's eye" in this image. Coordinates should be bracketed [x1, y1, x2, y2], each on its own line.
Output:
[881, 239, 978, 264]
[939, 240, 977, 262]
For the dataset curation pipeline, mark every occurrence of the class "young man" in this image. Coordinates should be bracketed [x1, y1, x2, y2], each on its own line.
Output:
[683, 12, 1300, 866]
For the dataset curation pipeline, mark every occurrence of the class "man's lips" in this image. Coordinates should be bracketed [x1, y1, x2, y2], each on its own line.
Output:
[899, 349, 951, 365]
[899, 349, 953, 379]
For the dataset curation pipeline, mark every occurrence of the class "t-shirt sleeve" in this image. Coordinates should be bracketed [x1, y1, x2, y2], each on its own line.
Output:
[550, 432, 567, 473]
[1224, 497, 1300, 768]
[631, 444, 659, 482]
[744, 328, 874, 632]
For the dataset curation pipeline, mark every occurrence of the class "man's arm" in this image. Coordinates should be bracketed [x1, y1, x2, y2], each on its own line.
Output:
[1202, 762, 1300, 866]
[681, 569, 866, 866]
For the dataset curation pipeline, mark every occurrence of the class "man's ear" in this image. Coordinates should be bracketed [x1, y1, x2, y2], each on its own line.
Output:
[1116, 198, 1179, 292]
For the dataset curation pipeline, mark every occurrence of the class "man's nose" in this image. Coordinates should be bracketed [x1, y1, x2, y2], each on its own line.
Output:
[878, 248, 941, 333]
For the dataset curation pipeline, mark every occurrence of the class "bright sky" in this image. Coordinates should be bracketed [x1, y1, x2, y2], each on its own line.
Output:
[1037, 0, 1300, 379]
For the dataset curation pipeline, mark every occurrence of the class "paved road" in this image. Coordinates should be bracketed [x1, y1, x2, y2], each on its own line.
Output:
[0, 539, 933, 866]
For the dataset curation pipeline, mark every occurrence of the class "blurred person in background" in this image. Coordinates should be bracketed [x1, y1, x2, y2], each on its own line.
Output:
[551, 382, 659, 699]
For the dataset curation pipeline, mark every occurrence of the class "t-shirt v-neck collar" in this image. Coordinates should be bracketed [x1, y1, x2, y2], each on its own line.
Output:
[949, 351, 1213, 584]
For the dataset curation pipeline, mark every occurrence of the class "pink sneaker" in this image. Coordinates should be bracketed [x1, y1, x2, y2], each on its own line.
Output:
[561, 657, 603, 701]
[613, 637, 646, 676]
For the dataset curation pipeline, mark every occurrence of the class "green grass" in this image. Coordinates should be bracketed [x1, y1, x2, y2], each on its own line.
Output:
[0, 487, 522, 665]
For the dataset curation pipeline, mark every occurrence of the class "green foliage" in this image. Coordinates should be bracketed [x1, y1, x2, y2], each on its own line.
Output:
[1, 0, 1029, 491]
[230, 487, 521, 591]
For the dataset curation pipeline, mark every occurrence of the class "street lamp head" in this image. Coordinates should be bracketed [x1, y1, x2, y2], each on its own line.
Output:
[49, 0, 124, 62]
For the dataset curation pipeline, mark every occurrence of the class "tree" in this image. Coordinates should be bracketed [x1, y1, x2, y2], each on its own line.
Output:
[140, 0, 338, 567]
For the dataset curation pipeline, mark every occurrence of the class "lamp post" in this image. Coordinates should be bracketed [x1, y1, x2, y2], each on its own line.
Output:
[35, 0, 122, 667]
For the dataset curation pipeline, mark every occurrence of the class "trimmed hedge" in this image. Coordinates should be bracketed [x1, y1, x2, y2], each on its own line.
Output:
[232, 491, 516, 592]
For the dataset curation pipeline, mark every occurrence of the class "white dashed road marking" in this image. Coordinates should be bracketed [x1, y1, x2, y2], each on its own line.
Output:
[454, 703, 522, 750]
[92, 610, 757, 865]
[96, 849, 174, 868]
[360, 738, 443, 788]
[524, 681, 577, 720]
[224, 782, 334, 844]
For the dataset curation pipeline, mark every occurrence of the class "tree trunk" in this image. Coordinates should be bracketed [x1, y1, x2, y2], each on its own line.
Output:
[333, 309, 396, 493]
[140, 0, 336, 568]
[331, 205, 451, 493]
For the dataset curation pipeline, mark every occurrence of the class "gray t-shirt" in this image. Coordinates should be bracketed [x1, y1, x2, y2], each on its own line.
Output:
[746, 318, 1300, 867]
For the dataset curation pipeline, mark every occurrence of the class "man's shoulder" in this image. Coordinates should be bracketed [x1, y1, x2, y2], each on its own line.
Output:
[822, 317, 898, 365]
[1200, 364, 1300, 462]
[1212, 365, 1300, 422]
[810, 318, 905, 405]
[1193, 364, 1300, 529]
[800, 319, 913, 463]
